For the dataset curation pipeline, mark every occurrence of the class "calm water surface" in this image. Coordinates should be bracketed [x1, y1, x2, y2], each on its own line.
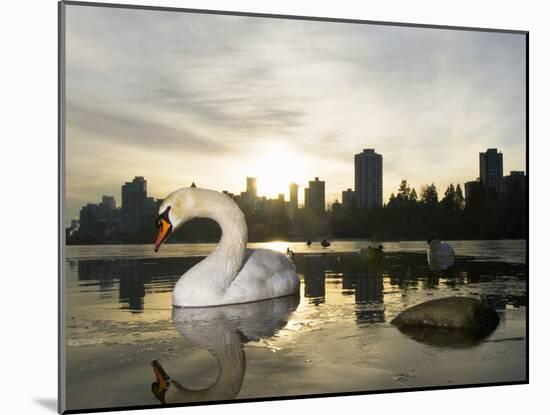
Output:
[65, 240, 526, 411]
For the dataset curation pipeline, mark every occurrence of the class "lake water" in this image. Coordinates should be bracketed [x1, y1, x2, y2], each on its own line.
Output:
[64, 240, 527, 411]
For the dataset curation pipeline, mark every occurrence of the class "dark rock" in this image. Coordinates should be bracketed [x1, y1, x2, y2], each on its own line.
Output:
[391, 297, 500, 330]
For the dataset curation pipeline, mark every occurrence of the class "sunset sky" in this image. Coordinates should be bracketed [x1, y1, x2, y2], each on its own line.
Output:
[64, 4, 526, 223]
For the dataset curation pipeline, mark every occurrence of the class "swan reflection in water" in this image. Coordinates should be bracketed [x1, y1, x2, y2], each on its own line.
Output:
[427, 254, 455, 272]
[151, 295, 300, 404]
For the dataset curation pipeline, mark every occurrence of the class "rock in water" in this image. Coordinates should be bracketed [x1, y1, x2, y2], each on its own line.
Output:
[391, 297, 500, 330]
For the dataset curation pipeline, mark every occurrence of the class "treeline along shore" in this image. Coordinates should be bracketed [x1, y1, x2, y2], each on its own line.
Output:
[329, 180, 526, 241]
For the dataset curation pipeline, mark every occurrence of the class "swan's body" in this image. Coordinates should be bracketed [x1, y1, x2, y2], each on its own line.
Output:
[427, 239, 455, 271]
[154, 187, 300, 307]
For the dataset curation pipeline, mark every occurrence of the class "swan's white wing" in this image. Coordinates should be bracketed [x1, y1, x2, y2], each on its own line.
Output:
[224, 249, 299, 304]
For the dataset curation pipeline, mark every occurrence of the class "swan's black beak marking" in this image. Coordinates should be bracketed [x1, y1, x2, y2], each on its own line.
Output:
[154, 206, 173, 252]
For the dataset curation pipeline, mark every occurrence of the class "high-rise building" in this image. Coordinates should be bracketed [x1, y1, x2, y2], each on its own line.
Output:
[246, 177, 257, 204]
[122, 176, 147, 236]
[479, 148, 503, 194]
[79, 203, 100, 236]
[78, 195, 121, 241]
[464, 180, 483, 208]
[342, 188, 356, 210]
[100, 195, 115, 210]
[503, 171, 526, 197]
[143, 197, 161, 231]
[289, 183, 298, 216]
[305, 177, 325, 214]
[354, 149, 383, 209]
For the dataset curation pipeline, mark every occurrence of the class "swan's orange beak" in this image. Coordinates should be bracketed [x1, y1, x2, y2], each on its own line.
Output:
[154, 218, 172, 252]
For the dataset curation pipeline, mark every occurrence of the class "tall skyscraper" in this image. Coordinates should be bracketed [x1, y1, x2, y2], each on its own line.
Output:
[479, 148, 503, 194]
[122, 176, 147, 236]
[305, 177, 325, 214]
[354, 149, 383, 209]
[246, 177, 257, 204]
[289, 183, 298, 211]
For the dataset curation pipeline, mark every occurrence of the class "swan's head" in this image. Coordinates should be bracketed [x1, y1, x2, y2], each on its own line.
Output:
[154, 187, 200, 252]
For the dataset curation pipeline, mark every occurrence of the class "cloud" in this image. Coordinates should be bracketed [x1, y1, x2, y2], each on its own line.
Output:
[67, 100, 228, 153]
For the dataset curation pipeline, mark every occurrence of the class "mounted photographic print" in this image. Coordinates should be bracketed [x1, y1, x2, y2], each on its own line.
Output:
[58, 1, 528, 413]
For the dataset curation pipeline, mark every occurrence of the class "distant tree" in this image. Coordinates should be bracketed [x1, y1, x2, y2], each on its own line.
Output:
[410, 188, 418, 202]
[441, 184, 456, 210]
[421, 183, 438, 207]
[397, 180, 412, 201]
[388, 192, 397, 207]
[455, 184, 465, 210]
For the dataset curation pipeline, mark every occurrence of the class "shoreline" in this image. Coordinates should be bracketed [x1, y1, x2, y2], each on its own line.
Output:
[64, 247, 527, 266]
[66, 237, 528, 247]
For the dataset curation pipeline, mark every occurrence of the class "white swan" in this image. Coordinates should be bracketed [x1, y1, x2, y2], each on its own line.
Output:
[153, 187, 300, 307]
[427, 237, 455, 271]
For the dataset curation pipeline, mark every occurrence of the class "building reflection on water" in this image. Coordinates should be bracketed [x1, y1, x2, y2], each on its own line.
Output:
[74, 258, 196, 313]
[302, 255, 327, 305]
[119, 263, 146, 312]
[71, 252, 526, 315]
[354, 272, 385, 323]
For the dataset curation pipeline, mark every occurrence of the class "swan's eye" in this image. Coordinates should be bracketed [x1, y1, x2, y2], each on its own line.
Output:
[156, 206, 172, 228]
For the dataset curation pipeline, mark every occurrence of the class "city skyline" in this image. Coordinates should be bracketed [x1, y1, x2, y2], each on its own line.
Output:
[68, 145, 524, 226]
[65, 7, 526, 223]
[67, 144, 526, 243]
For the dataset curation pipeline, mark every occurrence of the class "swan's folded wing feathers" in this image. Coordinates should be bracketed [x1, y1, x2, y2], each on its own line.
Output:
[226, 248, 299, 303]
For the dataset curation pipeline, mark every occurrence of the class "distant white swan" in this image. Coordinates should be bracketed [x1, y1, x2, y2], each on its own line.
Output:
[427, 237, 455, 271]
[154, 187, 300, 307]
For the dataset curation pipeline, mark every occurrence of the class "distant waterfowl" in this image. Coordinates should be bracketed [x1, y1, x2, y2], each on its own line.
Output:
[321, 238, 331, 248]
[427, 237, 455, 271]
[306, 239, 312, 247]
[360, 244, 384, 261]
[154, 187, 300, 307]
[286, 247, 295, 258]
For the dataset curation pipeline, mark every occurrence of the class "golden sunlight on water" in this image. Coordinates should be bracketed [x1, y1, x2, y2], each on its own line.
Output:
[260, 241, 291, 253]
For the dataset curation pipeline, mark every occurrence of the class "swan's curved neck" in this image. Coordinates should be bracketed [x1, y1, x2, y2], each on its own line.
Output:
[175, 191, 248, 298]
[206, 195, 248, 286]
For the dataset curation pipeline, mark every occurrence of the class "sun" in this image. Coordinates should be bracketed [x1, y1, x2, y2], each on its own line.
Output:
[249, 144, 307, 199]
